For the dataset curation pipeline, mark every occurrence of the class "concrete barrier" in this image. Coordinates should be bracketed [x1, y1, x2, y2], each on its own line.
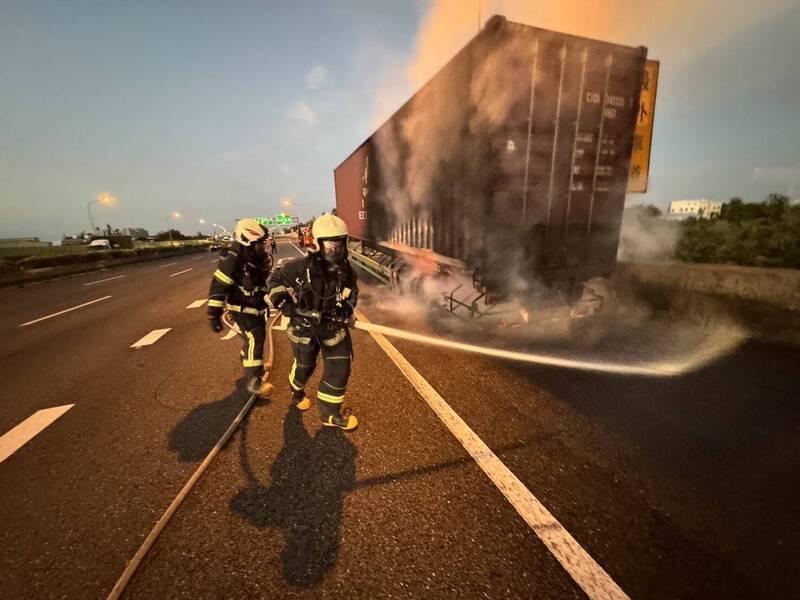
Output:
[0, 247, 210, 288]
[613, 261, 800, 343]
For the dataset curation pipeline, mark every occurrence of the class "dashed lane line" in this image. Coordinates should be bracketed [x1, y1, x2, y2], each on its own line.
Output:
[0, 405, 75, 464]
[186, 299, 207, 309]
[169, 268, 193, 277]
[84, 274, 126, 286]
[354, 308, 629, 600]
[18, 296, 113, 327]
[131, 328, 171, 348]
[159, 262, 179, 268]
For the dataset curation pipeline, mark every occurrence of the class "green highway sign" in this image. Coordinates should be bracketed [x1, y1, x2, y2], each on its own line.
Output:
[252, 214, 293, 227]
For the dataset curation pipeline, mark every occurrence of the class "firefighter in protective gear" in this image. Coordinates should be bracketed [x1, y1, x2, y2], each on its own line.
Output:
[208, 219, 273, 397]
[267, 214, 358, 431]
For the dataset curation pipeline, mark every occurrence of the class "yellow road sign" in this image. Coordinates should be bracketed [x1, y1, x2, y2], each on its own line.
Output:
[627, 60, 659, 193]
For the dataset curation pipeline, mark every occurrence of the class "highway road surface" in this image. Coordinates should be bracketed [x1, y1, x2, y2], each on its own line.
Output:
[1, 242, 798, 599]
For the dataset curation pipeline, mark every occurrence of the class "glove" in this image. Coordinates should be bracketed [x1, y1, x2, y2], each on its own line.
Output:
[271, 291, 295, 317]
[280, 301, 295, 318]
[209, 314, 224, 333]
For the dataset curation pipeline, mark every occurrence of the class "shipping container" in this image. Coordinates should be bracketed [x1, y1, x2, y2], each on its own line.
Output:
[335, 15, 648, 300]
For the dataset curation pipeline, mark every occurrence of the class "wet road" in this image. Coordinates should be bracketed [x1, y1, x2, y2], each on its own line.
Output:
[1, 241, 798, 599]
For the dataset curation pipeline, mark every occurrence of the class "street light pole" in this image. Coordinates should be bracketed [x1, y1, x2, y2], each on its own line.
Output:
[87, 200, 97, 233]
[87, 194, 114, 234]
[166, 212, 180, 247]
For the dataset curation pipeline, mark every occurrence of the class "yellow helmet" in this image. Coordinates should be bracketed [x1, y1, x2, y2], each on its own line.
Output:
[310, 214, 348, 252]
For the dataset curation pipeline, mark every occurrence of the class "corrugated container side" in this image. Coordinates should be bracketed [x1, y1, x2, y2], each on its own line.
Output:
[335, 16, 647, 298]
[333, 143, 369, 240]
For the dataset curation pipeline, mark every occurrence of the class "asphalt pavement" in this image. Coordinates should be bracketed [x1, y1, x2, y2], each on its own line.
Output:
[0, 241, 798, 599]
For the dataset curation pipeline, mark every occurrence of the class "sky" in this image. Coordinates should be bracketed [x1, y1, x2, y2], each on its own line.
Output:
[1, 0, 798, 243]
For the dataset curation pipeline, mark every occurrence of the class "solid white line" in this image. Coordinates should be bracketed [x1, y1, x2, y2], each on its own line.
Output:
[131, 328, 171, 348]
[0, 405, 75, 463]
[289, 243, 306, 256]
[159, 262, 179, 268]
[186, 299, 207, 309]
[18, 296, 113, 327]
[354, 308, 629, 600]
[84, 274, 126, 286]
[169, 268, 193, 277]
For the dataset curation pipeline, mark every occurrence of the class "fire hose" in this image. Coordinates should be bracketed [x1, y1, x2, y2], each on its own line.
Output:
[282, 303, 682, 377]
[106, 313, 280, 600]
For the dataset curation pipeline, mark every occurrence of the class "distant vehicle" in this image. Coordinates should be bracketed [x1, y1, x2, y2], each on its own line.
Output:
[87, 239, 111, 251]
[209, 242, 221, 252]
[298, 226, 312, 247]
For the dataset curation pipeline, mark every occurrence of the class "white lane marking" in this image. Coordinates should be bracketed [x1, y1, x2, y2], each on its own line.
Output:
[169, 268, 193, 277]
[289, 243, 306, 256]
[192, 255, 205, 261]
[210, 259, 219, 264]
[84, 274, 126, 286]
[131, 328, 171, 348]
[0, 405, 75, 464]
[354, 309, 629, 600]
[159, 262, 179, 268]
[18, 296, 113, 327]
[186, 299, 207, 309]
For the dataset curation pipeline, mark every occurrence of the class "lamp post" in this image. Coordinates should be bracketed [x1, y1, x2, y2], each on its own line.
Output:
[212, 223, 219, 238]
[166, 212, 180, 247]
[87, 193, 113, 233]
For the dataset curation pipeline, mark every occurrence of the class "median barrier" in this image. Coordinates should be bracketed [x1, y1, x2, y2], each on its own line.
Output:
[0, 246, 211, 288]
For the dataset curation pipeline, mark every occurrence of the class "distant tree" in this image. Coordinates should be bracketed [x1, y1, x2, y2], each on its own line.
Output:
[720, 197, 744, 224]
[766, 193, 789, 222]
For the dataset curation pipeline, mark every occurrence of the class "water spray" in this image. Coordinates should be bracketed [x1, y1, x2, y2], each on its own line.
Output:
[352, 312, 744, 378]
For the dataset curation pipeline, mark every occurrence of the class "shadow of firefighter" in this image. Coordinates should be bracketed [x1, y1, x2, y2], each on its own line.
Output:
[230, 406, 357, 587]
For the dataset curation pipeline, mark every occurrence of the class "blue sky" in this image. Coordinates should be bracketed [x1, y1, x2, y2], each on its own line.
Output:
[1, 0, 798, 242]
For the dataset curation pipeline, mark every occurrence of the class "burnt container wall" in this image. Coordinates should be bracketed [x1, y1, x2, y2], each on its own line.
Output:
[339, 16, 646, 296]
[484, 23, 646, 294]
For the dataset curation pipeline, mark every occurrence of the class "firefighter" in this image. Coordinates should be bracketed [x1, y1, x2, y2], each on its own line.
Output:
[267, 214, 358, 431]
[208, 219, 273, 396]
[270, 235, 277, 255]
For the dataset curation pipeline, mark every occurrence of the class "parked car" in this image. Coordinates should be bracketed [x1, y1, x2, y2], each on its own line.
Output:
[87, 239, 111, 251]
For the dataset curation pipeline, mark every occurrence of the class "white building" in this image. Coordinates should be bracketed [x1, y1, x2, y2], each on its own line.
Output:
[668, 199, 722, 219]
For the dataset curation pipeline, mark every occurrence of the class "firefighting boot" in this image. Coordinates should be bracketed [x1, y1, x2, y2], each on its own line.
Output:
[320, 403, 358, 431]
[247, 376, 273, 398]
[291, 388, 311, 411]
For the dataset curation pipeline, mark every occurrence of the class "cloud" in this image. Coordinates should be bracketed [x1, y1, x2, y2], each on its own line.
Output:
[750, 164, 800, 182]
[750, 164, 800, 195]
[286, 100, 316, 126]
[305, 65, 328, 89]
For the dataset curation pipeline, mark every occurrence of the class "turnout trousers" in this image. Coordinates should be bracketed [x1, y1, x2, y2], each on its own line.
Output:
[287, 323, 352, 421]
[231, 312, 267, 380]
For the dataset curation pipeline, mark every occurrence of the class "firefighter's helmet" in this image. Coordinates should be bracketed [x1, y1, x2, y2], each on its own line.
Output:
[310, 214, 348, 252]
[234, 219, 267, 246]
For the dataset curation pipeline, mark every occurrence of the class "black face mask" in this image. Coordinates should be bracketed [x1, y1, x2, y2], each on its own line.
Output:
[320, 238, 346, 265]
[250, 241, 266, 258]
